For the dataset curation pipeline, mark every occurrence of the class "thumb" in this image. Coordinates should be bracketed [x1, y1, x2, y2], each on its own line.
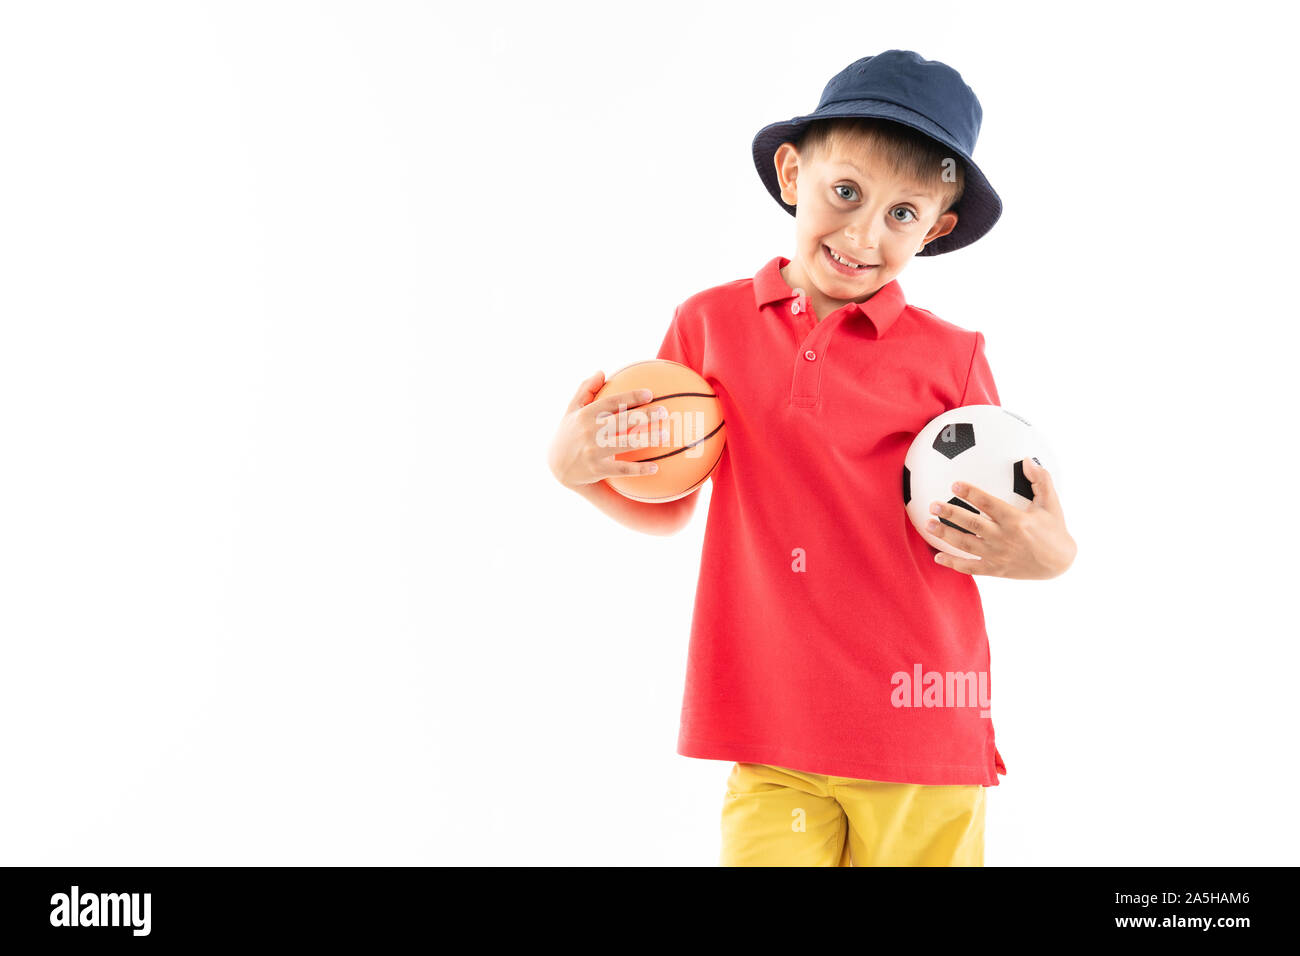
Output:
[1024, 458, 1061, 513]
[566, 371, 605, 412]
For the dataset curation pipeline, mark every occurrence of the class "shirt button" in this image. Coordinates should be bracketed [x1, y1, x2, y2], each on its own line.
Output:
[804, 349, 817, 361]
[790, 301, 801, 315]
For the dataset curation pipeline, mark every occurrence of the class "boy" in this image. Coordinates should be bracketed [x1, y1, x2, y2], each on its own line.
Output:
[547, 50, 1076, 865]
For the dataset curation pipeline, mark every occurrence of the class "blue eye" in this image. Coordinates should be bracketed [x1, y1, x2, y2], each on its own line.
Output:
[836, 185, 917, 223]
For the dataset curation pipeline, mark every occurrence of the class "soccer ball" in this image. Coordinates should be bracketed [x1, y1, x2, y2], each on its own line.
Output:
[903, 404, 1060, 560]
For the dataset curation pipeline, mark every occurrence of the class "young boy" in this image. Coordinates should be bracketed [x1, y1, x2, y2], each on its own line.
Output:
[547, 50, 1076, 866]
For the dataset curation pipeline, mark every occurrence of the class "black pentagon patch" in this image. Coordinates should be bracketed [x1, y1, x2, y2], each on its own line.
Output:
[940, 496, 979, 534]
[932, 422, 975, 459]
[902, 465, 911, 505]
[1012, 457, 1041, 501]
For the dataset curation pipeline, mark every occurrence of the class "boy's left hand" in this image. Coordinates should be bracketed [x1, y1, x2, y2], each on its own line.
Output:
[928, 458, 1077, 580]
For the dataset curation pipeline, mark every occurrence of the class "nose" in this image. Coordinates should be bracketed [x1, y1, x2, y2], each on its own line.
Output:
[842, 221, 880, 255]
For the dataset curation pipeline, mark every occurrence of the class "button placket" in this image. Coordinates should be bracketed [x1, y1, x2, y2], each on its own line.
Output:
[792, 321, 833, 407]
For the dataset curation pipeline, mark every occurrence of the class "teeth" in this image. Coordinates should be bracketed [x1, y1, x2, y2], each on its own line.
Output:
[829, 248, 868, 268]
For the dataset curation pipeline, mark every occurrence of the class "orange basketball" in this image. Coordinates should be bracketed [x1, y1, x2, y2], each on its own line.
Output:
[593, 359, 726, 503]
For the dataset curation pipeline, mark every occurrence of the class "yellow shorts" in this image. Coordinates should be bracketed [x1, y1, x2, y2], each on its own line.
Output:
[720, 762, 986, 866]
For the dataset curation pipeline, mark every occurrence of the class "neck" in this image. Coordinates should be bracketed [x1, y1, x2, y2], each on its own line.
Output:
[781, 259, 878, 323]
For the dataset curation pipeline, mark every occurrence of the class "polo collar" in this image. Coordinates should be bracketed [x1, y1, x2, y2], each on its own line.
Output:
[753, 255, 906, 337]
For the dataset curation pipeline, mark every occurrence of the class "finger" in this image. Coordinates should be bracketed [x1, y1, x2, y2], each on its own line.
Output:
[591, 398, 664, 437]
[927, 516, 989, 558]
[594, 411, 670, 450]
[933, 550, 986, 575]
[609, 457, 661, 477]
[593, 402, 668, 443]
[1022, 457, 1062, 513]
[928, 498, 988, 537]
[588, 387, 657, 421]
[567, 371, 606, 413]
[950, 480, 1015, 525]
[593, 417, 673, 456]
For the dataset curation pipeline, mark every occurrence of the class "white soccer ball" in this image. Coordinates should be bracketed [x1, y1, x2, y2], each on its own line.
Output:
[903, 404, 1061, 560]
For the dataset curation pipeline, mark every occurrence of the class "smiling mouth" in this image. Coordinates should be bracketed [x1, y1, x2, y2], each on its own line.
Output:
[823, 243, 878, 272]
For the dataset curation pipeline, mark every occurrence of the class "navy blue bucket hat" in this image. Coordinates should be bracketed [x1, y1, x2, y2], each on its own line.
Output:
[751, 50, 1001, 256]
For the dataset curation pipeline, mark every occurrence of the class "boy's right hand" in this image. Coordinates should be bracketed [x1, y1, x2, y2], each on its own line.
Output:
[547, 371, 672, 492]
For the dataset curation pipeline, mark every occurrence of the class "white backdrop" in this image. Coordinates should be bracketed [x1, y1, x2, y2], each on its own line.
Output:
[0, 0, 1295, 866]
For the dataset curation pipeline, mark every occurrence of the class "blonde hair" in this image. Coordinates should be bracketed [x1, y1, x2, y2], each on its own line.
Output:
[796, 117, 965, 216]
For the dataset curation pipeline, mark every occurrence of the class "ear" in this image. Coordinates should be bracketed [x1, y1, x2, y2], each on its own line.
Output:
[774, 142, 801, 205]
[926, 210, 958, 244]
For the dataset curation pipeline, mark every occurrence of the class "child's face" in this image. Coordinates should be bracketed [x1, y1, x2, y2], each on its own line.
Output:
[773, 135, 959, 316]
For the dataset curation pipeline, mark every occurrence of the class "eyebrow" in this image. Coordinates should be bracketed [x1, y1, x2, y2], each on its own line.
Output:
[828, 162, 937, 201]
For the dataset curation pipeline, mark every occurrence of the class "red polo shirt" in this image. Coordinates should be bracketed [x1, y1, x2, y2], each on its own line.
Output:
[656, 255, 1007, 786]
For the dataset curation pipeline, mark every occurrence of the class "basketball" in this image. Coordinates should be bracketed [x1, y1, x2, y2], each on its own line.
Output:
[593, 359, 726, 503]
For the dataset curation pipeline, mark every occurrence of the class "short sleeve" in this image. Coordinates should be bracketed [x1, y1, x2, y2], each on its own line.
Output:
[656, 303, 696, 372]
[959, 330, 1000, 406]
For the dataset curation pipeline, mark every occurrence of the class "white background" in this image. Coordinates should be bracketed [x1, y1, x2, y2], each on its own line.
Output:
[0, 0, 1295, 866]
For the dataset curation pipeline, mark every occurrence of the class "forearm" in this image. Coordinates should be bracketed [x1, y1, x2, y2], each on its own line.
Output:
[573, 479, 694, 536]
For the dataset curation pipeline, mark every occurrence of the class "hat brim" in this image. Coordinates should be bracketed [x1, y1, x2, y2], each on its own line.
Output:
[751, 98, 1002, 256]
